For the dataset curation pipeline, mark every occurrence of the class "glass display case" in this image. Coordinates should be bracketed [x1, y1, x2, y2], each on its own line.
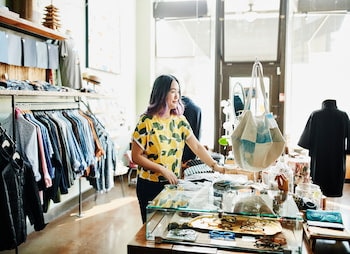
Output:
[146, 176, 303, 253]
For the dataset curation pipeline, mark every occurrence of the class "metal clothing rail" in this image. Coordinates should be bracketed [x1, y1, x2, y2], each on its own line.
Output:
[13, 94, 80, 111]
[14, 101, 80, 111]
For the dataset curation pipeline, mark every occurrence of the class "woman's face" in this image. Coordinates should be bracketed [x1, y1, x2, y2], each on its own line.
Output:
[166, 80, 180, 110]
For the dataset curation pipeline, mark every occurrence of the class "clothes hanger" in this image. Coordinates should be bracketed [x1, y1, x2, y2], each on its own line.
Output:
[0, 125, 16, 162]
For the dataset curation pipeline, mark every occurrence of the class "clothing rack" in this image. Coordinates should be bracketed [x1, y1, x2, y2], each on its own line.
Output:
[10, 96, 87, 218]
[12, 95, 80, 142]
[79, 98, 106, 129]
[1, 92, 117, 247]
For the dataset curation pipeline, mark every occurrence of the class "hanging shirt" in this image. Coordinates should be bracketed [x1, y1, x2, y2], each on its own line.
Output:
[15, 109, 41, 182]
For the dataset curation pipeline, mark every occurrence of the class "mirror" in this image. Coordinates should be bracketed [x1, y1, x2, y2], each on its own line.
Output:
[232, 82, 245, 118]
[219, 81, 246, 143]
[229, 76, 270, 121]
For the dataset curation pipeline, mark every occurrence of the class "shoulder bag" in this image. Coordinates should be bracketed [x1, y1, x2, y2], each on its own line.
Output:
[231, 61, 285, 171]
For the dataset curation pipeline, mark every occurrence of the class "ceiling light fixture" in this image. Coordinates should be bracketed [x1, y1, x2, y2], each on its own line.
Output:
[244, 3, 258, 22]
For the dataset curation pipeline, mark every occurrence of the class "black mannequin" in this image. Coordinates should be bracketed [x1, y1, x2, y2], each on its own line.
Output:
[298, 99, 350, 197]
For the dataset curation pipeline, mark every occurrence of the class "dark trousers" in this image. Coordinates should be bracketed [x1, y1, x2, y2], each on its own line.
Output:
[136, 177, 168, 223]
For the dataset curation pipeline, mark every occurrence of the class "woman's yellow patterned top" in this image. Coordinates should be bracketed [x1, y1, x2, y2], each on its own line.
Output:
[132, 114, 192, 182]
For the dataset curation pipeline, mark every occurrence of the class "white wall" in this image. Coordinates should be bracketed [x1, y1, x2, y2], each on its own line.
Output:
[135, 0, 154, 117]
[32, 0, 137, 161]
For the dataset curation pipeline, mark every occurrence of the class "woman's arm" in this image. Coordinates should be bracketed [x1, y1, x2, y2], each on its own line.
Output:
[185, 135, 225, 174]
[131, 141, 179, 184]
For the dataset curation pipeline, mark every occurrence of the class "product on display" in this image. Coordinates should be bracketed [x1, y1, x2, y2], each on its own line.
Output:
[231, 61, 285, 172]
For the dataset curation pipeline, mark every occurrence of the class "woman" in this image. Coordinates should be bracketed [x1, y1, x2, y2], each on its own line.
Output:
[131, 74, 225, 223]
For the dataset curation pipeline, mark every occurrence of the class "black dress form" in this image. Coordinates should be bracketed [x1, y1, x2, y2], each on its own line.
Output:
[298, 99, 350, 197]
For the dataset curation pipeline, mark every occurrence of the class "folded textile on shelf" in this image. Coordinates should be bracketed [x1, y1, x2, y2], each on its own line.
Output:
[306, 209, 344, 230]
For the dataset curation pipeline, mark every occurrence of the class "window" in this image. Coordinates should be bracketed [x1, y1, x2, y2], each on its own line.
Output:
[153, 0, 216, 147]
[224, 0, 280, 62]
[86, 0, 121, 73]
[285, 1, 350, 148]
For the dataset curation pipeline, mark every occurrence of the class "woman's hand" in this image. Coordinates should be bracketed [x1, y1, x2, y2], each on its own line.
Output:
[275, 174, 289, 191]
[161, 167, 179, 185]
[185, 136, 226, 174]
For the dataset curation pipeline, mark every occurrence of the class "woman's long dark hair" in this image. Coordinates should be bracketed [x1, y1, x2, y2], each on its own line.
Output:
[146, 75, 184, 116]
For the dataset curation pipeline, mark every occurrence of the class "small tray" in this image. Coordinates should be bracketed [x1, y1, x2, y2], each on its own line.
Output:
[189, 214, 282, 236]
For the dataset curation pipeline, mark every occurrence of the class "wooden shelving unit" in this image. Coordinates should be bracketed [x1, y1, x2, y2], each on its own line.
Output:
[0, 8, 65, 40]
[0, 8, 66, 82]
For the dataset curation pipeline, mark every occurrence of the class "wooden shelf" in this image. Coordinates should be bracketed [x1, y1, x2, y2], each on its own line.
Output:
[0, 9, 65, 40]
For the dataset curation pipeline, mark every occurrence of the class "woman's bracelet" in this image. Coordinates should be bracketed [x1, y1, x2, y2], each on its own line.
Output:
[210, 161, 225, 174]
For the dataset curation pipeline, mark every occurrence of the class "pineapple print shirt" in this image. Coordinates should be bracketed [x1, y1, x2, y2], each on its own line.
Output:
[132, 114, 192, 182]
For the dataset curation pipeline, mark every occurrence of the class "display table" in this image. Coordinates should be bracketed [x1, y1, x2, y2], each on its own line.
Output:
[128, 175, 303, 254]
[127, 224, 256, 254]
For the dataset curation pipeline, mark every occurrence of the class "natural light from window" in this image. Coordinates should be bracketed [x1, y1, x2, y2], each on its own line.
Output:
[286, 12, 350, 150]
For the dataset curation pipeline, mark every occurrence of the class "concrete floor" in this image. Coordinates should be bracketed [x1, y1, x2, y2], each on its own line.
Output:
[1, 176, 349, 254]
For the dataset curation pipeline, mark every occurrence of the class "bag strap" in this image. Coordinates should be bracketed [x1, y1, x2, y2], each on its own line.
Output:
[245, 61, 269, 114]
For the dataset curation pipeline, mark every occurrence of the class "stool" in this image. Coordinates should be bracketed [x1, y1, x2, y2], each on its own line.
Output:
[303, 223, 350, 251]
[124, 150, 138, 186]
[114, 163, 128, 196]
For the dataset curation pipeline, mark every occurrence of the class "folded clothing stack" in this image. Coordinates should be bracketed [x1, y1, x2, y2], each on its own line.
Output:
[306, 209, 344, 230]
